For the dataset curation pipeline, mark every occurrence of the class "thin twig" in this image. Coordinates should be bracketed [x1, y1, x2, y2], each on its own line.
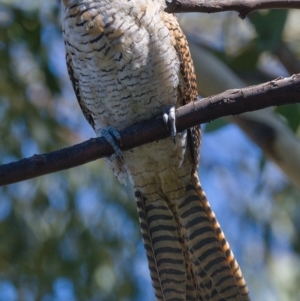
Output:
[165, 0, 300, 19]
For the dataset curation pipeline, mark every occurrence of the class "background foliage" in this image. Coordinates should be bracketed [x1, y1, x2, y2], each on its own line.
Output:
[0, 1, 300, 301]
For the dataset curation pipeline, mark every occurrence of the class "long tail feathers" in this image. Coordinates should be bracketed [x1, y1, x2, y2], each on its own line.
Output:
[136, 190, 198, 301]
[192, 173, 250, 301]
[135, 173, 250, 301]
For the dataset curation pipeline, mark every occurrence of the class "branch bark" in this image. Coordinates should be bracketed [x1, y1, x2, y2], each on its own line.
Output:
[165, 0, 300, 18]
[1, 74, 300, 186]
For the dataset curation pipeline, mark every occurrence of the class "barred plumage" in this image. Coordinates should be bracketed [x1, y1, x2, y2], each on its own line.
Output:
[61, 1, 250, 300]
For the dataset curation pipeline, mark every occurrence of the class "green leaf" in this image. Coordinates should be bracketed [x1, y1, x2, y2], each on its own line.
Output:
[250, 10, 288, 52]
[204, 118, 228, 132]
[229, 43, 261, 71]
[275, 104, 300, 132]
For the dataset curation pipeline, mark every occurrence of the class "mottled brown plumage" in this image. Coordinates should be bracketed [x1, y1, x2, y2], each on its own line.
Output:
[61, 1, 250, 300]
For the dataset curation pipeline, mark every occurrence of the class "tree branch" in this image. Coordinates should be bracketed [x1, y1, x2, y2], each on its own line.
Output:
[1, 74, 300, 186]
[165, 0, 300, 19]
[188, 40, 300, 189]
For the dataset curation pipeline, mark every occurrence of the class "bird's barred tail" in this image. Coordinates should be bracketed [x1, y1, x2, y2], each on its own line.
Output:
[189, 172, 250, 300]
[135, 174, 250, 301]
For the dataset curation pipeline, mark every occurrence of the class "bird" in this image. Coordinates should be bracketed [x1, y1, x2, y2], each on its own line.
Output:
[61, 0, 250, 300]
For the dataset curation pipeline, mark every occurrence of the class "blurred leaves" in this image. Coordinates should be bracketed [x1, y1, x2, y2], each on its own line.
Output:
[202, 9, 300, 134]
[0, 2, 142, 301]
[250, 10, 288, 52]
[227, 10, 288, 75]
[204, 118, 228, 133]
[275, 104, 300, 133]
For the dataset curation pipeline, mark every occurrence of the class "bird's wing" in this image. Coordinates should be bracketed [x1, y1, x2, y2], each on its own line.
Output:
[161, 12, 201, 170]
[66, 51, 96, 130]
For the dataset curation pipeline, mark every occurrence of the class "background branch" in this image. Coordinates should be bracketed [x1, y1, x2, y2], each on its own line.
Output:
[1, 74, 300, 186]
[188, 40, 300, 188]
[165, 0, 300, 18]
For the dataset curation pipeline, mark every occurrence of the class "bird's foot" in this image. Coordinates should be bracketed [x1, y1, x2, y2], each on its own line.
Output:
[163, 104, 176, 144]
[100, 126, 123, 159]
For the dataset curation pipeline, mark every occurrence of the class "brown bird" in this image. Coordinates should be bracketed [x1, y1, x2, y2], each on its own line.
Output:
[61, 1, 250, 300]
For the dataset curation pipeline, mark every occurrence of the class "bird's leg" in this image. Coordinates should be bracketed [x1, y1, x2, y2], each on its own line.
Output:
[100, 126, 123, 158]
[162, 104, 176, 143]
[98, 126, 127, 184]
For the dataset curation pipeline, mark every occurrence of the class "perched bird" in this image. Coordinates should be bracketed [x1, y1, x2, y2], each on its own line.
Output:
[61, 0, 250, 300]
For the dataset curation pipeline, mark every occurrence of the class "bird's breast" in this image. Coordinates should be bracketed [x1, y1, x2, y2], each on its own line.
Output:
[62, 0, 181, 132]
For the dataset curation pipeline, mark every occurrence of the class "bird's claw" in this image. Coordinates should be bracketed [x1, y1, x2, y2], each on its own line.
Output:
[101, 126, 123, 159]
[163, 105, 176, 144]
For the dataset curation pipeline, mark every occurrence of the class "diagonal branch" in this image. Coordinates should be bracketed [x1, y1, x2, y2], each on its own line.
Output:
[1, 74, 300, 186]
[165, 0, 300, 19]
